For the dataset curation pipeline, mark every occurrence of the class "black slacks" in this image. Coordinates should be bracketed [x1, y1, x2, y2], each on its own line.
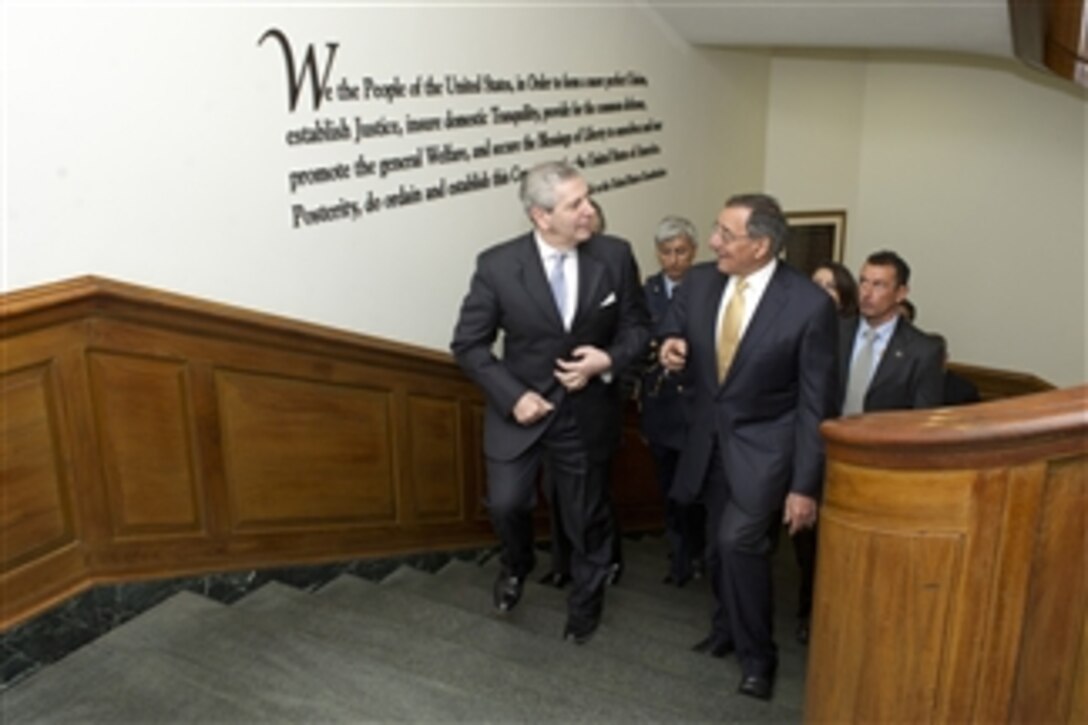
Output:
[702, 456, 781, 679]
[650, 442, 705, 580]
[485, 404, 613, 627]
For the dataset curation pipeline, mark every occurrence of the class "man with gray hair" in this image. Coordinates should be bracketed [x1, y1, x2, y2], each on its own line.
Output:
[658, 193, 838, 699]
[639, 215, 704, 586]
[451, 160, 650, 643]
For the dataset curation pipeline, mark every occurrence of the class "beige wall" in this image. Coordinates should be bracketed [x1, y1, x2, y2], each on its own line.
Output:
[2, 4, 765, 351]
[4, 5, 1084, 385]
[765, 52, 1087, 387]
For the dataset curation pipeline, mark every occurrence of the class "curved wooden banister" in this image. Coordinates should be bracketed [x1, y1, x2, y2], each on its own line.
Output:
[806, 385, 1087, 723]
[822, 384, 1087, 467]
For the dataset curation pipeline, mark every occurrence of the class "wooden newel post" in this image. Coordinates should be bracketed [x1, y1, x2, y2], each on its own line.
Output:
[805, 385, 1087, 723]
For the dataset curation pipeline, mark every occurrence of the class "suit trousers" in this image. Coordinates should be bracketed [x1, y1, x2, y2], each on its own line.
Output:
[650, 442, 705, 580]
[703, 452, 780, 679]
[791, 526, 816, 619]
[544, 464, 623, 578]
[485, 403, 614, 627]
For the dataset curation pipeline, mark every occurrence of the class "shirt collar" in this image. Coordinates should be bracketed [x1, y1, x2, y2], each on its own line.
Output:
[534, 231, 574, 263]
[733, 257, 777, 294]
[861, 314, 899, 342]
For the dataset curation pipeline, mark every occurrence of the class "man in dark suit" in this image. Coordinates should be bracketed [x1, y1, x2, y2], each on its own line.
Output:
[639, 215, 704, 586]
[840, 251, 945, 415]
[658, 194, 838, 700]
[451, 160, 650, 644]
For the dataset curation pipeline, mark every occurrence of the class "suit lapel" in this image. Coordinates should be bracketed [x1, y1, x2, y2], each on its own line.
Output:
[698, 272, 728, 392]
[572, 243, 605, 330]
[868, 319, 910, 393]
[840, 317, 860, 395]
[515, 234, 564, 329]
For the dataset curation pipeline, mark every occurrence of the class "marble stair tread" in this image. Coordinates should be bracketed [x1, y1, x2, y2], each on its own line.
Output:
[317, 570, 744, 721]
[0, 592, 299, 724]
[386, 565, 770, 708]
[404, 561, 802, 720]
[431, 562, 727, 676]
[472, 557, 712, 633]
[235, 578, 669, 723]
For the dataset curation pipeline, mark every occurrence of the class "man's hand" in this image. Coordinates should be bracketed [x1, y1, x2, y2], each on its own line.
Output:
[555, 345, 612, 391]
[659, 337, 688, 372]
[512, 391, 555, 425]
[783, 493, 818, 536]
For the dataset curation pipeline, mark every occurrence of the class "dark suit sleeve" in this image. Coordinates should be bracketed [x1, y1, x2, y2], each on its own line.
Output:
[602, 246, 651, 375]
[912, 334, 946, 409]
[792, 295, 839, 499]
[450, 254, 527, 417]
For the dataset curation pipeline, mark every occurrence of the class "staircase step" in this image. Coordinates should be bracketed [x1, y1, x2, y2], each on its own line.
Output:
[0, 593, 302, 723]
[325, 570, 750, 720]
[235, 577, 683, 722]
[383, 563, 800, 720]
[474, 557, 713, 636]
[449, 556, 807, 715]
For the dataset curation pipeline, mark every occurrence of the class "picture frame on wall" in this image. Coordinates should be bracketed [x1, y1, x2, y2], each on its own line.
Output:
[782, 210, 847, 276]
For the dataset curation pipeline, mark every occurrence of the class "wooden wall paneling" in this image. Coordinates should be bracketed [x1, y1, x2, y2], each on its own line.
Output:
[1, 362, 77, 570]
[405, 393, 464, 522]
[215, 369, 398, 531]
[0, 324, 94, 628]
[937, 468, 1010, 721]
[809, 464, 973, 721]
[85, 350, 205, 538]
[610, 410, 663, 531]
[464, 401, 490, 523]
[970, 462, 1047, 722]
[1011, 456, 1087, 721]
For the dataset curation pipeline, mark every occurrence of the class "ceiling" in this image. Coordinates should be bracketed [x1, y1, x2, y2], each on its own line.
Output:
[650, 0, 1014, 60]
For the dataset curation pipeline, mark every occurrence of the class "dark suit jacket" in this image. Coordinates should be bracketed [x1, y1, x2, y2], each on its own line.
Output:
[639, 272, 693, 450]
[451, 231, 650, 463]
[659, 261, 838, 514]
[838, 316, 945, 413]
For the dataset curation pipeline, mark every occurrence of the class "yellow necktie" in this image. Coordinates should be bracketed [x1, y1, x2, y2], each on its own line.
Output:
[716, 278, 748, 383]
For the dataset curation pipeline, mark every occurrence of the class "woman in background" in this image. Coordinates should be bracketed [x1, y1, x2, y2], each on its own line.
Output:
[791, 260, 858, 644]
[811, 261, 858, 318]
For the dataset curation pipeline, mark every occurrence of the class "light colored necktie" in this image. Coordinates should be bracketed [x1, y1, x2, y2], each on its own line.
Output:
[716, 278, 748, 383]
[549, 252, 568, 325]
[843, 327, 876, 415]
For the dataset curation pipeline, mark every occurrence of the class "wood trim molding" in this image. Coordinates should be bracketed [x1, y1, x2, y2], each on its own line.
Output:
[1010, 0, 1088, 88]
[0, 276, 662, 630]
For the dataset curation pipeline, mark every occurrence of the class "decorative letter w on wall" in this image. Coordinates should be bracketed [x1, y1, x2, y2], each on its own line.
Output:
[258, 28, 339, 112]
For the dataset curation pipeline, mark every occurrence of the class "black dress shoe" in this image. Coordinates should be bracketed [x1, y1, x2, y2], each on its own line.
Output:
[691, 635, 734, 658]
[662, 572, 692, 588]
[538, 571, 572, 589]
[492, 574, 524, 613]
[606, 562, 623, 586]
[738, 674, 774, 700]
[563, 618, 599, 645]
[795, 618, 810, 645]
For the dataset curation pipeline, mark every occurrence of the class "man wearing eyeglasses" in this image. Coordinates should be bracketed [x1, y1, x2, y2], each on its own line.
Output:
[658, 193, 838, 700]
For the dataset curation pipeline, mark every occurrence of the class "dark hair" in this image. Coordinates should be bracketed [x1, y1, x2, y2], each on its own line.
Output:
[866, 250, 911, 287]
[813, 260, 859, 317]
[898, 298, 917, 322]
[725, 193, 789, 255]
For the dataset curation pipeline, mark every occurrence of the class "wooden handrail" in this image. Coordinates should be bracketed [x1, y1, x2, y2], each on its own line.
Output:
[806, 385, 1087, 722]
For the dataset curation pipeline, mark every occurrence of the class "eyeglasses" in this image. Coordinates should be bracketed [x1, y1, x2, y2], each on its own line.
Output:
[710, 223, 754, 244]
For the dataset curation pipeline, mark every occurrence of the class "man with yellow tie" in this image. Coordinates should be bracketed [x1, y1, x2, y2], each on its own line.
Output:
[658, 193, 838, 701]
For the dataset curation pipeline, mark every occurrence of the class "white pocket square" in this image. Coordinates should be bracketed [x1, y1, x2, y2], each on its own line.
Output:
[599, 292, 617, 307]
